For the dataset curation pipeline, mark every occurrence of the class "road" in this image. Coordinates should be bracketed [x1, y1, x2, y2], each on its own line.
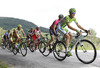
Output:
[0, 48, 100, 68]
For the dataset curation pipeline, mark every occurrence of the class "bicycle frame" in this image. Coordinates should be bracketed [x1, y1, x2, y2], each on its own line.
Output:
[69, 37, 82, 52]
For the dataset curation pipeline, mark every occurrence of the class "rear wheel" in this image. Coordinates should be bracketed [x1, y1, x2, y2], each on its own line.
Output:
[53, 41, 67, 61]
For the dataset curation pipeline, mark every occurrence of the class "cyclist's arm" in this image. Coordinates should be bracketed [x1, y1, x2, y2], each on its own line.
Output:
[67, 23, 77, 31]
[21, 30, 26, 37]
[40, 32, 43, 38]
[76, 23, 85, 31]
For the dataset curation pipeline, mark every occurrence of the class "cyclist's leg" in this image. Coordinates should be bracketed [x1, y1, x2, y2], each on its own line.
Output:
[47, 29, 54, 46]
[64, 34, 70, 47]
[32, 35, 36, 47]
[3, 36, 6, 44]
[27, 36, 30, 47]
[62, 27, 70, 47]
[68, 32, 73, 43]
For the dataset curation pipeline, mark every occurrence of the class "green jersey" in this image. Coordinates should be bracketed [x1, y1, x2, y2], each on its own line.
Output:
[59, 15, 78, 27]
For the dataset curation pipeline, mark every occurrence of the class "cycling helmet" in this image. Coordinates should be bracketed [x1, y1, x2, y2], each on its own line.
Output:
[69, 8, 76, 13]
[17, 24, 22, 27]
[59, 14, 64, 18]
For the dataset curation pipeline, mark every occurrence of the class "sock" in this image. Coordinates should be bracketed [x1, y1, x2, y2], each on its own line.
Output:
[66, 46, 69, 51]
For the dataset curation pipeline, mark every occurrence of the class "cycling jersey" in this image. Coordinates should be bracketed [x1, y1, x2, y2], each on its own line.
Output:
[3, 32, 10, 41]
[4, 32, 10, 37]
[15, 28, 23, 35]
[50, 19, 59, 29]
[59, 15, 78, 28]
[15, 28, 24, 38]
[49, 19, 59, 35]
[32, 29, 41, 41]
[32, 29, 41, 36]
[27, 30, 33, 39]
[57, 15, 78, 35]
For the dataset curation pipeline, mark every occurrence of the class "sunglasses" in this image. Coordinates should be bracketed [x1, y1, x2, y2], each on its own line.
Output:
[72, 12, 76, 14]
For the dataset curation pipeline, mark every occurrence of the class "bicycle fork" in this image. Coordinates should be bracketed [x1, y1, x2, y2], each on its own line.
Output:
[79, 41, 87, 53]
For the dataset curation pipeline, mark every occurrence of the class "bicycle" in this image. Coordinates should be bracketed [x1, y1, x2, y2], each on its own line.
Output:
[54, 30, 97, 64]
[12, 37, 27, 57]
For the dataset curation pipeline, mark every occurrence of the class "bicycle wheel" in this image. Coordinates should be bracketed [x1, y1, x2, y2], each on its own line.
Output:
[29, 42, 34, 52]
[1, 42, 6, 49]
[75, 39, 97, 64]
[41, 43, 50, 57]
[38, 42, 45, 53]
[53, 41, 67, 61]
[20, 42, 27, 57]
[6, 42, 10, 50]
[13, 46, 17, 55]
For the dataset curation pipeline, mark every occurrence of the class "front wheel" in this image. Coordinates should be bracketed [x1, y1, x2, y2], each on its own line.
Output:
[39, 42, 50, 57]
[20, 42, 27, 57]
[12, 46, 17, 55]
[75, 39, 97, 64]
[29, 42, 34, 52]
[38, 42, 46, 53]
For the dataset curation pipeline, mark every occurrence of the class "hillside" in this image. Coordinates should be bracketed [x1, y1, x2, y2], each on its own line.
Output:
[0, 17, 49, 34]
[40, 26, 49, 33]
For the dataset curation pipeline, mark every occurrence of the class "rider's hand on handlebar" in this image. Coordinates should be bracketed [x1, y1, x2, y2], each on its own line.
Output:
[76, 30, 81, 35]
[85, 30, 90, 35]
[85, 30, 88, 33]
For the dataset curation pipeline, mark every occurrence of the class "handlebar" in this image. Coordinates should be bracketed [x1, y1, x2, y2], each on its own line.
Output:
[74, 30, 90, 38]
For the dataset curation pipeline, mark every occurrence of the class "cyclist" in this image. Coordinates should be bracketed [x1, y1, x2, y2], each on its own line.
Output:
[57, 8, 88, 56]
[27, 28, 34, 47]
[8, 29, 20, 51]
[47, 14, 64, 52]
[9, 32, 14, 50]
[32, 26, 43, 50]
[15, 24, 26, 47]
[2, 30, 10, 45]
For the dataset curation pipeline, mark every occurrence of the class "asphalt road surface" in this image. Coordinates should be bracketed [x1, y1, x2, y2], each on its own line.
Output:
[0, 48, 100, 68]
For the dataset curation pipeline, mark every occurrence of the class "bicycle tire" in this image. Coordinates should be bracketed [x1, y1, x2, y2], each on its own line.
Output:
[53, 41, 67, 61]
[75, 39, 97, 64]
[20, 42, 27, 57]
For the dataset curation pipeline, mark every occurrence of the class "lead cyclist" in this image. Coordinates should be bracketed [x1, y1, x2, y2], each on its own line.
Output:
[15, 24, 26, 47]
[57, 8, 89, 56]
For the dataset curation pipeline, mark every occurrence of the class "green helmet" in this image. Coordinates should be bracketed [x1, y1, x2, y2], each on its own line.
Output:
[69, 8, 76, 13]
[17, 24, 22, 27]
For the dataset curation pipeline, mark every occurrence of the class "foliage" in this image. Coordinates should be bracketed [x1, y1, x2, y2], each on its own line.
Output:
[86, 28, 100, 49]
[0, 17, 49, 34]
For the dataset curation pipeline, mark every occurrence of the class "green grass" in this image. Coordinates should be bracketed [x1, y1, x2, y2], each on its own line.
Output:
[0, 60, 12, 68]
